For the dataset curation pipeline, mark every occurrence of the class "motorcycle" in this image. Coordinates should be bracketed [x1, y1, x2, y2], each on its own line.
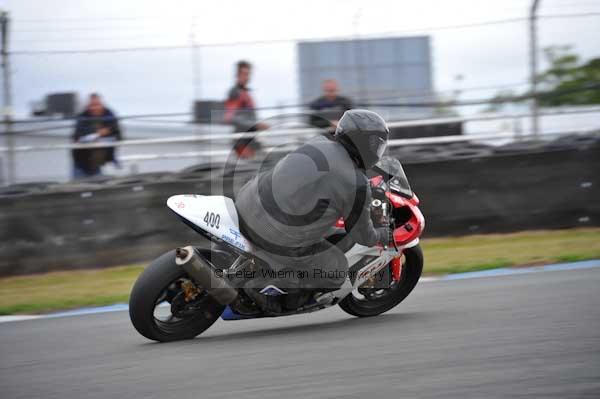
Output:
[129, 156, 425, 342]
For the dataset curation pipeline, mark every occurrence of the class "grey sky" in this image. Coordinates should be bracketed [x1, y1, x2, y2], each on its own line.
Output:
[1, 0, 599, 118]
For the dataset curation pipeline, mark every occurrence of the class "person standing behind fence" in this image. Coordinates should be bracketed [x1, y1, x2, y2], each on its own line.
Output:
[309, 79, 353, 129]
[71, 93, 122, 179]
[224, 61, 269, 159]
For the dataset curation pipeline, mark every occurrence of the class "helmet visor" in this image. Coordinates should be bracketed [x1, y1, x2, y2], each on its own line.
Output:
[371, 135, 387, 159]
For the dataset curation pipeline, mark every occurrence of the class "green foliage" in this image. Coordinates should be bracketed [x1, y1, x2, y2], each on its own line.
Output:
[483, 89, 518, 113]
[485, 45, 600, 109]
[536, 45, 600, 106]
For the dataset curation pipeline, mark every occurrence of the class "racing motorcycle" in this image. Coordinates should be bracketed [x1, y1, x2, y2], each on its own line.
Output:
[129, 157, 425, 342]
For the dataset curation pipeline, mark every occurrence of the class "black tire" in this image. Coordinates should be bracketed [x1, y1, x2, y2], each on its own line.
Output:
[339, 244, 423, 317]
[129, 250, 225, 342]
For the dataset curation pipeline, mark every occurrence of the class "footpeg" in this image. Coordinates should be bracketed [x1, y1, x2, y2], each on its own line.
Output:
[314, 278, 352, 306]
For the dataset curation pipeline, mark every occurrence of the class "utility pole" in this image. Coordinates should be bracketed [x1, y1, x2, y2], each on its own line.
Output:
[529, 0, 541, 139]
[0, 10, 14, 185]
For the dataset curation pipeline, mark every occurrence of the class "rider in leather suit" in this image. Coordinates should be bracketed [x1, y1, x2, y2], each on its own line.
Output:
[234, 109, 391, 312]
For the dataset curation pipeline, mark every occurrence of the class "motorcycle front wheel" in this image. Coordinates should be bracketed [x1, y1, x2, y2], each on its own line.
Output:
[129, 250, 225, 342]
[338, 244, 423, 317]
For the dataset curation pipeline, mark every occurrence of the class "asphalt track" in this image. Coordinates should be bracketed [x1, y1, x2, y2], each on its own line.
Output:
[1, 267, 599, 399]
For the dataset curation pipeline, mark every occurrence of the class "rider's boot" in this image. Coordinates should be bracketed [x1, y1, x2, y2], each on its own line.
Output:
[244, 289, 283, 314]
[242, 278, 284, 314]
[284, 288, 313, 310]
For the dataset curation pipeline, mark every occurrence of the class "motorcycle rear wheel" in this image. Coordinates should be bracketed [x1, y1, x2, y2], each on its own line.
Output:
[338, 244, 423, 317]
[129, 250, 225, 342]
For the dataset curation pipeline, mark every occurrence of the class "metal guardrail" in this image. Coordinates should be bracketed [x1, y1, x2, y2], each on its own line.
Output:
[1, 107, 600, 154]
[110, 129, 598, 163]
[388, 128, 597, 146]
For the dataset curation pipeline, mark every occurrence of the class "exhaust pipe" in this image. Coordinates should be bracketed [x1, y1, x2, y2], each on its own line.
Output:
[175, 246, 238, 305]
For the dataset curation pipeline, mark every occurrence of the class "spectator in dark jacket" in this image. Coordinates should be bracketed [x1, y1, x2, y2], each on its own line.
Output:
[309, 79, 353, 129]
[72, 93, 122, 179]
[224, 60, 268, 159]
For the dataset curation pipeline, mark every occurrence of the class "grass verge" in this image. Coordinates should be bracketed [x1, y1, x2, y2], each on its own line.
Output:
[1, 228, 599, 315]
[422, 228, 600, 275]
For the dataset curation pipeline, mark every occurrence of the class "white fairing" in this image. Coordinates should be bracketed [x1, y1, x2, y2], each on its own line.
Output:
[345, 244, 397, 287]
[167, 195, 252, 252]
[324, 243, 401, 302]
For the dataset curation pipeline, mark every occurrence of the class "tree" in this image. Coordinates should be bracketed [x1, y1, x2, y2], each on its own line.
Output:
[483, 89, 518, 113]
[536, 45, 600, 106]
[484, 46, 600, 111]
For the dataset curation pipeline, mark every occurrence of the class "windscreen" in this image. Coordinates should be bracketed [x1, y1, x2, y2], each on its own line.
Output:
[374, 157, 413, 198]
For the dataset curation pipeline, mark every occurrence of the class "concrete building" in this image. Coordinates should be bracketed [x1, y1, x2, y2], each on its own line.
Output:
[297, 36, 434, 120]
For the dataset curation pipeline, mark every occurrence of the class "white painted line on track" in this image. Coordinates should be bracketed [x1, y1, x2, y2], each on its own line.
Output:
[0, 315, 43, 323]
[1, 259, 598, 324]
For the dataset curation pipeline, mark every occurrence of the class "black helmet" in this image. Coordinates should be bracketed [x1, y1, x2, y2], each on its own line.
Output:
[334, 109, 389, 169]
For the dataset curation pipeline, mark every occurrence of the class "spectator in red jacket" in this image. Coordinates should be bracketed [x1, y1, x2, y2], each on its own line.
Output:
[224, 60, 268, 159]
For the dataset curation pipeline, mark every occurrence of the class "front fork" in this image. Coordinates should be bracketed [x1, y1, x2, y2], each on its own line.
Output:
[388, 219, 402, 283]
[389, 237, 420, 282]
[391, 256, 402, 282]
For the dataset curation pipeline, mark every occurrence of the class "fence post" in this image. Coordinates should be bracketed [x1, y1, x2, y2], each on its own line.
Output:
[0, 10, 14, 185]
[529, 0, 541, 139]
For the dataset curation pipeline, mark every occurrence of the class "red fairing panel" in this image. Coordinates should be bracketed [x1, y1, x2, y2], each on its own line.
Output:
[335, 177, 424, 244]
[392, 204, 424, 246]
[386, 191, 420, 207]
[334, 192, 424, 245]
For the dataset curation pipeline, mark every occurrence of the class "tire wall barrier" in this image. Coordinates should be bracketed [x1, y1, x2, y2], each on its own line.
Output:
[388, 121, 463, 139]
[0, 144, 598, 276]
